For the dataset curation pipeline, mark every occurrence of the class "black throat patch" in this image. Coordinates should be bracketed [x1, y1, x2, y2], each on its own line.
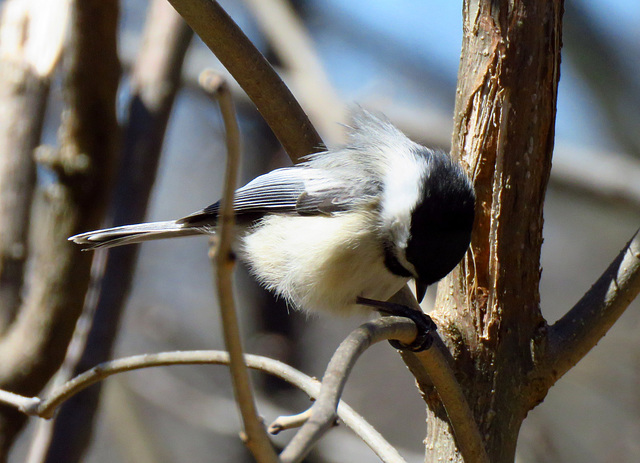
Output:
[383, 239, 413, 278]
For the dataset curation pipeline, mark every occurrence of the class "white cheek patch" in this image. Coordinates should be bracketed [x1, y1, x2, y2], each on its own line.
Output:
[380, 152, 425, 249]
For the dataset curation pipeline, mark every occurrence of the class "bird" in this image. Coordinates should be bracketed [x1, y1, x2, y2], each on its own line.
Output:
[70, 109, 475, 350]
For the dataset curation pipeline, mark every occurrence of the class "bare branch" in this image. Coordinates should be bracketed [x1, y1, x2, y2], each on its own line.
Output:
[538, 228, 640, 388]
[388, 287, 490, 463]
[0, 0, 120, 453]
[166, 0, 324, 161]
[0, 0, 64, 331]
[414, 341, 490, 463]
[200, 73, 278, 463]
[0, 350, 402, 461]
[280, 317, 417, 463]
[0, 389, 40, 415]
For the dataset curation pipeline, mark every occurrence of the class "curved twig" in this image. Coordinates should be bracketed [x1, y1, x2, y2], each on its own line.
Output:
[0, 350, 403, 462]
[166, 0, 324, 161]
[279, 301, 489, 463]
[279, 317, 417, 463]
[389, 286, 489, 463]
[411, 340, 489, 463]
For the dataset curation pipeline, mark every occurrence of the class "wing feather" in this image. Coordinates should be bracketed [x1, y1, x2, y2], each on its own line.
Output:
[177, 167, 362, 225]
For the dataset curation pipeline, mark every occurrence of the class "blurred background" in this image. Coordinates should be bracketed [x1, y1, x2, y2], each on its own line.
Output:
[8, 0, 640, 461]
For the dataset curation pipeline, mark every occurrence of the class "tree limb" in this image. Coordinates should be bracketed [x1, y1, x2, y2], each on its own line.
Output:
[29, 3, 194, 462]
[386, 288, 489, 463]
[535, 228, 640, 391]
[166, 0, 324, 161]
[0, 0, 120, 455]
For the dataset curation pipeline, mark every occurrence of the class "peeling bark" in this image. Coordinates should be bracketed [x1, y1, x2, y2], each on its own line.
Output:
[427, 2, 563, 461]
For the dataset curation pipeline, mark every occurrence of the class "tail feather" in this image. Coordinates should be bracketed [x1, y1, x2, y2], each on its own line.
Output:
[69, 221, 207, 250]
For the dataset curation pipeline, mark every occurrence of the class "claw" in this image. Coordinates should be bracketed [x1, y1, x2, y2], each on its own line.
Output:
[357, 297, 436, 352]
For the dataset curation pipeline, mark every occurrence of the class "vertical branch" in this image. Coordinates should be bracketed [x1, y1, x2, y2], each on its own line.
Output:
[28, 3, 194, 462]
[201, 72, 277, 463]
[0, 0, 120, 456]
[0, 0, 68, 332]
[427, 1, 563, 461]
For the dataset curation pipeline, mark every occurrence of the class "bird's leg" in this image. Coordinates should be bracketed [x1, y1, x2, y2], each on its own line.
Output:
[356, 297, 436, 352]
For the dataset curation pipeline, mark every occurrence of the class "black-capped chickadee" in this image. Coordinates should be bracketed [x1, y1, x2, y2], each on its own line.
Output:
[70, 110, 475, 349]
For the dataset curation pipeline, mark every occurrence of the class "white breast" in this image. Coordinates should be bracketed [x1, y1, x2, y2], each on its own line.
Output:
[241, 212, 409, 315]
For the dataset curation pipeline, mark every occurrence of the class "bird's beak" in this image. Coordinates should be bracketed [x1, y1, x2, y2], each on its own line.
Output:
[415, 279, 428, 302]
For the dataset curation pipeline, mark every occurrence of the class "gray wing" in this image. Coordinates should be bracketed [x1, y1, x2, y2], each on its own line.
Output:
[178, 167, 366, 225]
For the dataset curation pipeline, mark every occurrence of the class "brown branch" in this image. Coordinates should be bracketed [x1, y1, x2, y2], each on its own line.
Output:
[537, 228, 640, 389]
[27, 3, 194, 461]
[0, 0, 120, 455]
[388, 287, 490, 463]
[280, 314, 488, 463]
[166, 0, 324, 161]
[278, 316, 416, 463]
[0, 0, 58, 332]
[201, 73, 278, 463]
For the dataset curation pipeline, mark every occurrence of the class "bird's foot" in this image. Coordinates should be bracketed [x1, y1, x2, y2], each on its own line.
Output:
[356, 297, 436, 352]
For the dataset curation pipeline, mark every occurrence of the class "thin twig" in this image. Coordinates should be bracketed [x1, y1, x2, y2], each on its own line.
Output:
[0, 389, 40, 415]
[167, 0, 324, 161]
[279, 316, 417, 463]
[200, 72, 278, 463]
[542, 227, 640, 385]
[269, 408, 313, 434]
[0, 350, 404, 462]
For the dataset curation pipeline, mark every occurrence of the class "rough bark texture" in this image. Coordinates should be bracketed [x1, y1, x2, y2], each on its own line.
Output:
[428, 2, 563, 461]
[0, 0, 120, 457]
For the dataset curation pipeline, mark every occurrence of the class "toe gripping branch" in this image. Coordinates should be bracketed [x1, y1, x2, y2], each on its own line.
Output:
[357, 297, 437, 352]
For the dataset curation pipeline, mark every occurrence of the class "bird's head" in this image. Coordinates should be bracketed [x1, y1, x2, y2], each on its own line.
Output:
[405, 151, 475, 300]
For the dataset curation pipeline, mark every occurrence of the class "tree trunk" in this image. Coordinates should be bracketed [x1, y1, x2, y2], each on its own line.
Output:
[427, 1, 563, 461]
[0, 0, 120, 457]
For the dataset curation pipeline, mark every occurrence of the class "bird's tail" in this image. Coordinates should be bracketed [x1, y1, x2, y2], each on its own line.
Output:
[68, 221, 206, 250]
